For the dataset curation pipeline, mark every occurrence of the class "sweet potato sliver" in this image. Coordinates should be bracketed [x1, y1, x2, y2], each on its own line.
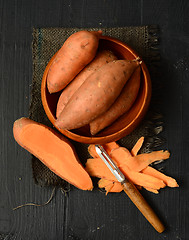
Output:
[144, 187, 159, 194]
[120, 168, 166, 190]
[98, 179, 123, 193]
[112, 148, 170, 172]
[131, 136, 144, 156]
[142, 166, 179, 187]
[86, 157, 166, 190]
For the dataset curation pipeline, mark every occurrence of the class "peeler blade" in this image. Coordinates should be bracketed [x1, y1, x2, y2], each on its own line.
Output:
[95, 144, 125, 183]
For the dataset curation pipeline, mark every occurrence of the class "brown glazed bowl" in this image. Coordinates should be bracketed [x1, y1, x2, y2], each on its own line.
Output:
[41, 35, 151, 144]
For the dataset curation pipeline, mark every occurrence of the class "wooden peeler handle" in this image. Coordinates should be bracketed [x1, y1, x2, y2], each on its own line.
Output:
[122, 180, 165, 233]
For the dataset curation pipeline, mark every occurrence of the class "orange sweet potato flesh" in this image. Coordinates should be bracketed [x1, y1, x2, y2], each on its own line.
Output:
[142, 167, 178, 188]
[13, 117, 93, 191]
[86, 138, 178, 193]
[55, 60, 139, 130]
[111, 147, 170, 172]
[90, 66, 141, 135]
[56, 50, 117, 118]
[98, 179, 122, 193]
[131, 138, 178, 188]
[47, 30, 102, 93]
[98, 179, 142, 194]
[131, 136, 144, 156]
[85, 157, 166, 190]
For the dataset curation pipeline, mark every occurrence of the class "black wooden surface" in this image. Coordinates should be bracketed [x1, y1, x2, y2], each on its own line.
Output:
[0, 0, 189, 239]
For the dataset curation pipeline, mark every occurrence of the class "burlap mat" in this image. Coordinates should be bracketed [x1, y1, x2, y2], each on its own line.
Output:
[30, 26, 163, 189]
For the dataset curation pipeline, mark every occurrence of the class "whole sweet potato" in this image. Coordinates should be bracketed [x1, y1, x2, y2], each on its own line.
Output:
[90, 66, 141, 135]
[47, 30, 102, 93]
[55, 60, 139, 130]
[56, 50, 117, 118]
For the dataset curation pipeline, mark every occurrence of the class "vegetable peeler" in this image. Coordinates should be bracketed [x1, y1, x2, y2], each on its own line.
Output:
[95, 144, 165, 233]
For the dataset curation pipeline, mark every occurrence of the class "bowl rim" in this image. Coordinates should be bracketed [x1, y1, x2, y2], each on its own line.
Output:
[41, 35, 151, 144]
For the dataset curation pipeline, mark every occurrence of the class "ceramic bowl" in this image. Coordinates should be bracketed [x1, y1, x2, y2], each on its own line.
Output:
[41, 36, 151, 144]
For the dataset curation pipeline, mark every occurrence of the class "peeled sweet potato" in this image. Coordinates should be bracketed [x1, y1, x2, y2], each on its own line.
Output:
[56, 50, 117, 118]
[55, 60, 139, 130]
[47, 30, 102, 93]
[13, 117, 93, 191]
[89, 66, 141, 135]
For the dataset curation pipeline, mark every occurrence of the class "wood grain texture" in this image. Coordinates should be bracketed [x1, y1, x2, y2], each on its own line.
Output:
[0, 0, 188, 239]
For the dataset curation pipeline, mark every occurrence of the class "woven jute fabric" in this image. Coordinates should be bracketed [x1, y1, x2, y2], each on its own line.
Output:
[30, 26, 163, 189]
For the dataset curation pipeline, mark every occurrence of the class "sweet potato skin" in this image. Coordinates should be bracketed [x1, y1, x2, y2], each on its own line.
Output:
[90, 66, 141, 135]
[55, 60, 139, 130]
[13, 117, 93, 190]
[56, 50, 117, 118]
[47, 30, 102, 93]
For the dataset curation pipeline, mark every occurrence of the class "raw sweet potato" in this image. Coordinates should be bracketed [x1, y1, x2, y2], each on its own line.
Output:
[13, 117, 93, 191]
[85, 157, 166, 190]
[86, 138, 178, 194]
[98, 178, 123, 193]
[111, 147, 170, 172]
[131, 136, 144, 156]
[142, 167, 178, 188]
[90, 66, 141, 135]
[56, 50, 117, 118]
[55, 60, 139, 130]
[47, 30, 102, 93]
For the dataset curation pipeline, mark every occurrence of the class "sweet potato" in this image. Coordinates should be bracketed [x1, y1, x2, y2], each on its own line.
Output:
[98, 179, 123, 193]
[90, 66, 141, 135]
[13, 117, 93, 191]
[142, 167, 178, 188]
[85, 157, 166, 190]
[131, 136, 144, 156]
[86, 138, 178, 194]
[111, 147, 170, 172]
[56, 50, 117, 118]
[55, 60, 139, 130]
[47, 30, 102, 93]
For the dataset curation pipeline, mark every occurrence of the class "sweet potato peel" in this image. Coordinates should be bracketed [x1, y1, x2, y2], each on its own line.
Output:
[85, 137, 178, 194]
